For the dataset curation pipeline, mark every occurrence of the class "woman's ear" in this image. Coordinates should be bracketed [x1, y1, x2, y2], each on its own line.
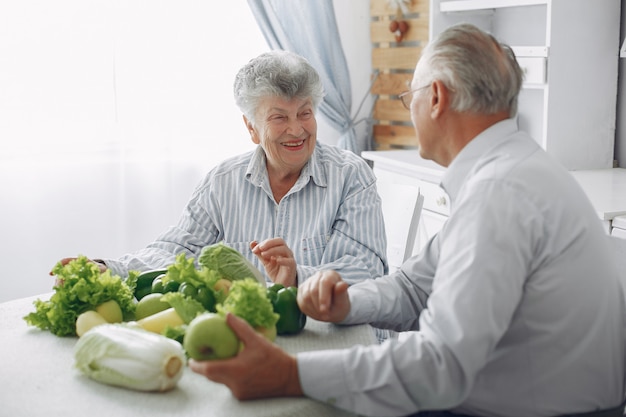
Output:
[243, 115, 260, 144]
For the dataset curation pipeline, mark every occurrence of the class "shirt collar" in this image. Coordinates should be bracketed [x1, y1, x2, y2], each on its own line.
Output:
[245, 143, 327, 190]
[441, 118, 518, 201]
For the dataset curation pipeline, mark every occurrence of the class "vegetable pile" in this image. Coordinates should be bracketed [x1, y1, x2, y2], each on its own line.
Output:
[24, 242, 306, 352]
[23, 242, 307, 391]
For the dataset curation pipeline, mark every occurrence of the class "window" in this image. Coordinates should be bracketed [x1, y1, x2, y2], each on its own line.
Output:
[0, 0, 267, 164]
[0, 0, 268, 301]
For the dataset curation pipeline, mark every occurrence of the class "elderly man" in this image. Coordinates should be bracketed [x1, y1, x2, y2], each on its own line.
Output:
[189, 24, 626, 417]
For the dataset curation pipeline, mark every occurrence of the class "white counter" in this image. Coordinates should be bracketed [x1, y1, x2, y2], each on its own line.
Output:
[362, 150, 445, 184]
[569, 168, 626, 221]
[362, 150, 626, 237]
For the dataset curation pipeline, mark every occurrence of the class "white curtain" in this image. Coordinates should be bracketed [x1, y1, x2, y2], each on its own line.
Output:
[0, 0, 267, 302]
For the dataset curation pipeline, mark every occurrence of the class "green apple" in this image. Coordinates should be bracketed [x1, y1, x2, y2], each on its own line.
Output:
[95, 299, 123, 323]
[134, 293, 170, 320]
[183, 313, 240, 360]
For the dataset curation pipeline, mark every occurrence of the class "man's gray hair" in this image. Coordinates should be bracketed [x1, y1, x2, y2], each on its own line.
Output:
[419, 23, 524, 117]
[233, 50, 325, 123]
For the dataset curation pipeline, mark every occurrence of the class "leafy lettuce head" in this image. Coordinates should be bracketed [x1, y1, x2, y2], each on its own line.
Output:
[217, 278, 278, 330]
[24, 256, 136, 336]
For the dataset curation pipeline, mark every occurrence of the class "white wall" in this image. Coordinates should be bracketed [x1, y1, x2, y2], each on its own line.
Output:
[0, 1, 372, 302]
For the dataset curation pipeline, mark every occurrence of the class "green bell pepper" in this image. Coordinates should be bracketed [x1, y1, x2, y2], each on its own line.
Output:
[267, 283, 306, 335]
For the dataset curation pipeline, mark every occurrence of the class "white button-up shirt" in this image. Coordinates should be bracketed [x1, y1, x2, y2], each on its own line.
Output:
[298, 119, 626, 416]
[104, 142, 387, 284]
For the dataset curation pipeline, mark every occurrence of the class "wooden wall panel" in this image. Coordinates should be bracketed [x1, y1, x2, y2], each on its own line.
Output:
[371, 73, 413, 96]
[374, 125, 419, 149]
[370, 0, 429, 150]
[370, 0, 429, 16]
[370, 16, 429, 43]
[374, 99, 412, 123]
[372, 47, 422, 71]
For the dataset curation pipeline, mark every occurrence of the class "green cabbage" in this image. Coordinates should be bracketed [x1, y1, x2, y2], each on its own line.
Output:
[198, 242, 264, 283]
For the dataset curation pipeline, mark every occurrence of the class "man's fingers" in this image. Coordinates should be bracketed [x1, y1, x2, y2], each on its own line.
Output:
[334, 280, 349, 297]
[226, 312, 260, 346]
[318, 272, 341, 313]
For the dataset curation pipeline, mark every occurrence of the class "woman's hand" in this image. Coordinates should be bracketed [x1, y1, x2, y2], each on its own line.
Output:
[296, 270, 351, 323]
[250, 239, 297, 287]
[188, 313, 303, 400]
[50, 257, 107, 286]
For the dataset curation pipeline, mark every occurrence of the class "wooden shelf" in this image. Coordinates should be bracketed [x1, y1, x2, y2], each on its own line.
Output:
[440, 0, 547, 13]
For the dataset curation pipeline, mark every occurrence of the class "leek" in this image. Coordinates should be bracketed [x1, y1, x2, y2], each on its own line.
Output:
[74, 324, 186, 392]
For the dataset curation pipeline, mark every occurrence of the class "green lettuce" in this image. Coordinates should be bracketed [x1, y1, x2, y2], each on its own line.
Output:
[165, 252, 220, 289]
[198, 242, 264, 283]
[217, 278, 278, 330]
[24, 256, 136, 336]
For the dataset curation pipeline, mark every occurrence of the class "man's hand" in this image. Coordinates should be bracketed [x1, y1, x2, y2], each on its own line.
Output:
[296, 270, 350, 323]
[188, 313, 303, 400]
[250, 239, 297, 287]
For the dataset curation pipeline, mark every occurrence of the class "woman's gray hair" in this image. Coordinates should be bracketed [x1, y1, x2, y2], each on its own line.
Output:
[233, 50, 325, 123]
[419, 23, 524, 117]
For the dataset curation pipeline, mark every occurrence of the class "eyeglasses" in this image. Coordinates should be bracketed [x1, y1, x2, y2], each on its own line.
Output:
[398, 84, 431, 110]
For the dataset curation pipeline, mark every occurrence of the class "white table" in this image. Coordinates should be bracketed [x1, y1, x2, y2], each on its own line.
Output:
[0, 294, 377, 417]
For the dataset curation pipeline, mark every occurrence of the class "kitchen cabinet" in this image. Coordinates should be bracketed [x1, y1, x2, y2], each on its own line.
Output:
[362, 150, 448, 255]
[430, 0, 621, 170]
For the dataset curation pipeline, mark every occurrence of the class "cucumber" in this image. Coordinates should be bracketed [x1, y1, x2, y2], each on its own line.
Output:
[135, 269, 168, 300]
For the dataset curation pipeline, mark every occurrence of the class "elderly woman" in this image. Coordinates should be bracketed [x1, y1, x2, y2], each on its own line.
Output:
[58, 50, 387, 287]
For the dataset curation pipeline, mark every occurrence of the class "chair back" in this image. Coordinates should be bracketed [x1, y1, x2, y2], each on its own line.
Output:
[379, 183, 424, 272]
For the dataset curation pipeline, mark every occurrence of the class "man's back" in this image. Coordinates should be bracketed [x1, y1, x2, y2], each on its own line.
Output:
[441, 121, 626, 415]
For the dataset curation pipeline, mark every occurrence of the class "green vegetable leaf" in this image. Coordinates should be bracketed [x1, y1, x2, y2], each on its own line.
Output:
[165, 253, 220, 289]
[217, 278, 278, 329]
[160, 292, 206, 324]
[124, 270, 141, 293]
[24, 256, 136, 336]
[198, 242, 264, 283]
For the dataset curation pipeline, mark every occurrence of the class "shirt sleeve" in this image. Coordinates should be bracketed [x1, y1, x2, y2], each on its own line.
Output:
[297, 180, 542, 415]
[103, 179, 219, 278]
[341, 233, 439, 330]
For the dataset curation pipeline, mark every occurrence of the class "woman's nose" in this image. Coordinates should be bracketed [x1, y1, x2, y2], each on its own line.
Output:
[286, 118, 304, 136]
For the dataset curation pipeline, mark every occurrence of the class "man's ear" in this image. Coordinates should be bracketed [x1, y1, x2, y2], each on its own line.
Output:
[243, 115, 260, 144]
[430, 80, 449, 119]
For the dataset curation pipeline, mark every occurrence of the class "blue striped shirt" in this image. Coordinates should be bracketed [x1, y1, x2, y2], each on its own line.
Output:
[105, 142, 388, 284]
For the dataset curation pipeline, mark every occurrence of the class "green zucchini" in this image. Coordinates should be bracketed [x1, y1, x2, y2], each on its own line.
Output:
[135, 269, 168, 300]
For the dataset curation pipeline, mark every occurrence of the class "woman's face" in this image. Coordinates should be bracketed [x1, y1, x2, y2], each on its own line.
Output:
[246, 95, 317, 175]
